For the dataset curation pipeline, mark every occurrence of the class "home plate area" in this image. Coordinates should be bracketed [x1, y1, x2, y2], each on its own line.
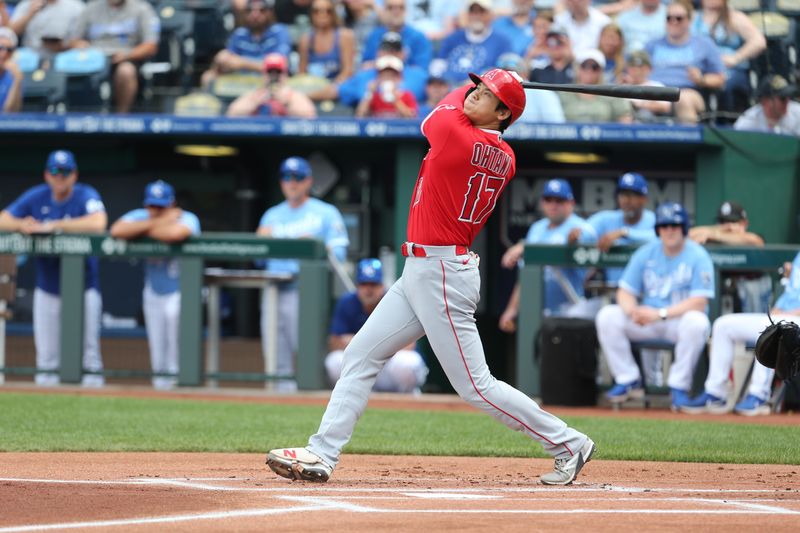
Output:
[0, 454, 798, 532]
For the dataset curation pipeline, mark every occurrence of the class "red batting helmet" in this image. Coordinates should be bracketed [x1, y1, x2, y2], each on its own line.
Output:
[468, 68, 526, 125]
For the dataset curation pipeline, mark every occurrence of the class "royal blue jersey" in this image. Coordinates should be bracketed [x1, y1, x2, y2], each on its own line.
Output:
[119, 208, 201, 294]
[361, 25, 433, 69]
[329, 291, 374, 335]
[5, 183, 105, 295]
[437, 29, 513, 85]
[619, 239, 715, 308]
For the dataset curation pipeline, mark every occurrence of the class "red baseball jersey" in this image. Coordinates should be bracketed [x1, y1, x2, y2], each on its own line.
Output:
[407, 86, 517, 247]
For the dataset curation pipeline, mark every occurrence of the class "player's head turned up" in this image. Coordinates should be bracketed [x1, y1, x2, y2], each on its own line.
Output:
[465, 68, 526, 132]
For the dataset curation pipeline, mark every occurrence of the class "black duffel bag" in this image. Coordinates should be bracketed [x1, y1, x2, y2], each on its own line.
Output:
[536, 317, 598, 406]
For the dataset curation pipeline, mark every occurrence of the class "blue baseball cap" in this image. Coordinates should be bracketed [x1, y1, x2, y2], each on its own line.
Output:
[143, 180, 175, 207]
[46, 150, 77, 172]
[542, 179, 574, 200]
[279, 156, 312, 180]
[356, 258, 383, 284]
[617, 172, 648, 195]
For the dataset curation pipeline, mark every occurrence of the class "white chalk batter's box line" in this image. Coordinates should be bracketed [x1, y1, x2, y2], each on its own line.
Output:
[1, 478, 799, 532]
[1, 477, 798, 497]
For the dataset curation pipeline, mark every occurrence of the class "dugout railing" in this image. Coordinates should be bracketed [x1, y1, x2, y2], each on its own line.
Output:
[0, 232, 330, 389]
[517, 244, 800, 397]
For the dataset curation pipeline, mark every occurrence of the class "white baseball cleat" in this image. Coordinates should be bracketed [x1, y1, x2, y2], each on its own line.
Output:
[539, 437, 596, 485]
[266, 447, 332, 482]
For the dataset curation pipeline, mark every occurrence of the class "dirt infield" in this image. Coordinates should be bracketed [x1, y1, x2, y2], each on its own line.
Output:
[1, 453, 799, 532]
[1, 386, 800, 532]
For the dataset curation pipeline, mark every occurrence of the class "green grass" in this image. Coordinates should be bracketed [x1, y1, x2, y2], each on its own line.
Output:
[0, 392, 797, 464]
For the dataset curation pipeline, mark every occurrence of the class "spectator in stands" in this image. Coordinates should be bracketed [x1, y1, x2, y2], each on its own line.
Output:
[10, 0, 86, 60]
[523, 9, 554, 71]
[529, 25, 574, 85]
[109, 180, 201, 391]
[554, 0, 611, 57]
[355, 55, 417, 118]
[226, 53, 316, 118]
[297, 0, 356, 84]
[560, 49, 633, 123]
[417, 62, 450, 117]
[734, 74, 800, 136]
[690, 200, 770, 314]
[622, 50, 673, 122]
[645, 0, 725, 124]
[201, 0, 291, 88]
[325, 258, 428, 393]
[616, 0, 666, 55]
[341, 0, 381, 54]
[598, 23, 624, 83]
[493, 0, 535, 56]
[691, 0, 766, 112]
[403, 0, 459, 41]
[256, 156, 349, 392]
[320, 31, 427, 108]
[0, 149, 107, 387]
[69, 0, 160, 114]
[499, 179, 598, 331]
[0, 27, 22, 112]
[497, 52, 565, 124]
[360, 0, 432, 70]
[433, 0, 513, 86]
[595, 201, 714, 410]
[681, 252, 800, 416]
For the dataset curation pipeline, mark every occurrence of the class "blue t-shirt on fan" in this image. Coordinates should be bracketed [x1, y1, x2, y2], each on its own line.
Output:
[5, 183, 106, 295]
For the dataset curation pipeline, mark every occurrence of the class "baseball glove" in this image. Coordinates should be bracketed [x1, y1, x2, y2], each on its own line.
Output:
[754, 312, 800, 381]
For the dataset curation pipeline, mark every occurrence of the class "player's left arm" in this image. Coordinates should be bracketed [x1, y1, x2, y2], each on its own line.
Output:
[148, 209, 199, 243]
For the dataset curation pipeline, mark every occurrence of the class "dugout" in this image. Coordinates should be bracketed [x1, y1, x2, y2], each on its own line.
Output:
[0, 115, 798, 391]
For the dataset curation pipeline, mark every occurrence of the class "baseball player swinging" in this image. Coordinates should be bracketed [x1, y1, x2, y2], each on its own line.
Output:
[267, 68, 596, 485]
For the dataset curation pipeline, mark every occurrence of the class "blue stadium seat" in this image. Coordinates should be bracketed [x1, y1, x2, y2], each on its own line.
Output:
[22, 69, 68, 113]
[52, 48, 111, 112]
[140, 4, 196, 104]
[13, 47, 40, 74]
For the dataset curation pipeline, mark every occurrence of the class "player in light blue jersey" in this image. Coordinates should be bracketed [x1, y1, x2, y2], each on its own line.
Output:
[0, 150, 107, 387]
[499, 179, 598, 333]
[596, 202, 714, 410]
[257, 156, 349, 392]
[110, 180, 201, 390]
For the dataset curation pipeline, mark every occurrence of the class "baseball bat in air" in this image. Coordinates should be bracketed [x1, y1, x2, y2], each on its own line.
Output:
[522, 82, 681, 102]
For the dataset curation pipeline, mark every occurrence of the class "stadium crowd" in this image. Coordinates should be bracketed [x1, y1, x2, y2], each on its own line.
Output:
[0, 0, 797, 128]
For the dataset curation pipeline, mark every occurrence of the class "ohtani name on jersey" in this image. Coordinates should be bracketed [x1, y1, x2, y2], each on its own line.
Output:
[470, 142, 511, 176]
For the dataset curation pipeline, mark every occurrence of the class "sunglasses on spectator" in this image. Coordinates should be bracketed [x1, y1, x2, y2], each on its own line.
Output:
[281, 172, 308, 182]
[248, 6, 268, 13]
[312, 6, 333, 13]
[386, 3, 405, 10]
[666, 14, 686, 22]
[47, 167, 73, 177]
[0, 45, 15, 52]
[580, 61, 601, 71]
[546, 37, 565, 47]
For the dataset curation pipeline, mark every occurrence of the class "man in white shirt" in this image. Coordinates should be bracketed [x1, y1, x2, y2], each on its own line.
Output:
[734, 74, 800, 136]
[553, 0, 610, 57]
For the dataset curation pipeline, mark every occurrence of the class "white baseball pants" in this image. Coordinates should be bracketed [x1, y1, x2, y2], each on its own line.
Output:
[260, 287, 299, 392]
[143, 286, 180, 390]
[33, 287, 104, 386]
[705, 313, 782, 401]
[325, 349, 428, 393]
[308, 252, 590, 468]
[595, 304, 710, 391]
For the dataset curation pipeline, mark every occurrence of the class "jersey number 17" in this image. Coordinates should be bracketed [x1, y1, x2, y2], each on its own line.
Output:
[458, 172, 505, 224]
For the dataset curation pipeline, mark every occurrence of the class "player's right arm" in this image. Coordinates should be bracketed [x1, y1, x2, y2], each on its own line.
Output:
[0, 210, 36, 233]
[420, 85, 470, 147]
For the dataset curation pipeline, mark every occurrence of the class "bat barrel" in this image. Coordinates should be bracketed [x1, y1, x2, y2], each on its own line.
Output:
[521, 82, 681, 102]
